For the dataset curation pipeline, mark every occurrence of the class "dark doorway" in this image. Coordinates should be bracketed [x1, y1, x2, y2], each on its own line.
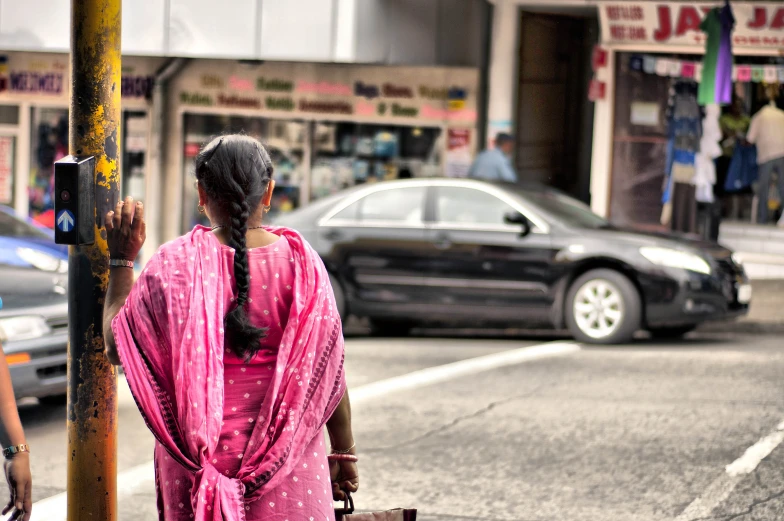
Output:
[515, 11, 598, 204]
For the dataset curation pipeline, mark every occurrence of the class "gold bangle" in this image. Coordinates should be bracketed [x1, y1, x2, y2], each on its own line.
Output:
[331, 442, 356, 455]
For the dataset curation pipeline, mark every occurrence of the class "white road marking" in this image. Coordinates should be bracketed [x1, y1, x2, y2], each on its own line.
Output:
[675, 420, 784, 521]
[30, 340, 579, 520]
[351, 341, 580, 405]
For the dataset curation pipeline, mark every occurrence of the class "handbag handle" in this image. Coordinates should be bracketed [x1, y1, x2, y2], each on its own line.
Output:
[342, 491, 355, 513]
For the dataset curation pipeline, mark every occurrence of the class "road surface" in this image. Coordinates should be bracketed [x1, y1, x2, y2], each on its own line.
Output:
[23, 332, 784, 520]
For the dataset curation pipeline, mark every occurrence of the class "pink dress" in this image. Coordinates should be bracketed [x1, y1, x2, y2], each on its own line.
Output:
[155, 236, 336, 520]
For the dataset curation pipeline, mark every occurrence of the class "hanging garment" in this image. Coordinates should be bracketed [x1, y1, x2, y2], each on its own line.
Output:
[671, 183, 698, 233]
[664, 84, 703, 226]
[694, 104, 723, 203]
[698, 5, 735, 106]
[694, 154, 717, 203]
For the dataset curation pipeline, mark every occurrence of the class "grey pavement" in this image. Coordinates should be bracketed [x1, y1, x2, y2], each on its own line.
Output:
[22, 333, 784, 520]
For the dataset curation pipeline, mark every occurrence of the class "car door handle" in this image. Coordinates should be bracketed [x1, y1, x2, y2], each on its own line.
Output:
[433, 235, 452, 250]
[322, 229, 342, 241]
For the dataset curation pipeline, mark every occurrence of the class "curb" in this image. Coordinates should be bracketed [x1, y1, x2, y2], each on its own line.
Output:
[698, 320, 784, 335]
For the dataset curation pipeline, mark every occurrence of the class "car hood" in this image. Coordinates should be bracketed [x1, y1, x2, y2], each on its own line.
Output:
[0, 265, 68, 311]
[0, 237, 68, 270]
[577, 226, 732, 258]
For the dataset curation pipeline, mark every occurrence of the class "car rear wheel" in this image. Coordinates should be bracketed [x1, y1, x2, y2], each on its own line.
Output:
[39, 393, 67, 406]
[369, 319, 412, 337]
[648, 325, 697, 339]
[566, 269, 641, 344]
[329, 273, 346, 322]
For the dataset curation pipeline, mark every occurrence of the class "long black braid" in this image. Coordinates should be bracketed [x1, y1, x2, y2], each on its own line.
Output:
[194, 134, 274, 362]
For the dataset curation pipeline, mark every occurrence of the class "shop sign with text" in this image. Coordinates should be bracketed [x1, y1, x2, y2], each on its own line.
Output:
[175, 62, 478, 124]
[599, 2, 784, 49]
[0, 53, 162, 100]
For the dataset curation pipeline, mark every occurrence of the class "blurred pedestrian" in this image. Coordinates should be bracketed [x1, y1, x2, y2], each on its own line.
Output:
[468, 132, 518, 182]
[0, 299, 32, 521]
[102, 134, 357, 520]
[748, 84, 784, 224]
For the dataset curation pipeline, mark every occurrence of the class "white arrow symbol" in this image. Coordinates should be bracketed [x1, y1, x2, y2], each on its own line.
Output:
[57, 211, 74, 232]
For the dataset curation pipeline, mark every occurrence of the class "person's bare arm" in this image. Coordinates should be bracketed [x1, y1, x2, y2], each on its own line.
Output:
[327, 389, 358, 500]
[102, 197, 146, 366]
[0, 342, 31, 520]
[327, 389, 354, 451]
[103, 266, 136, 366]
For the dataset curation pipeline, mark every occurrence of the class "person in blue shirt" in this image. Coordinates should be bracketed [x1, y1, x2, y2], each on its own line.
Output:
[468, 132, 518, 182]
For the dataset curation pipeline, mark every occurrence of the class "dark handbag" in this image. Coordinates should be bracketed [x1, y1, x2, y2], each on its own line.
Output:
[335, 492, 417, 521]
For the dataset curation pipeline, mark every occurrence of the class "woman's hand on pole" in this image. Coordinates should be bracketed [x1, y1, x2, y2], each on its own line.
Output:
[106, 196, 146, 261]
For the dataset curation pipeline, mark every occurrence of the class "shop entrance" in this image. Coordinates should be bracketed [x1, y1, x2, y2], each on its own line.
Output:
[515, 10, 598, 203]
[0, 105, 19, 211]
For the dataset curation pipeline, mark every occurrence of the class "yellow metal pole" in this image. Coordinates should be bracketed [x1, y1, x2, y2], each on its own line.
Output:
[66, 0, 121, 519]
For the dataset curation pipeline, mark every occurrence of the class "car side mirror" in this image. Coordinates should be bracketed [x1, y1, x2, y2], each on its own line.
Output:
[504, 211, 531, 237]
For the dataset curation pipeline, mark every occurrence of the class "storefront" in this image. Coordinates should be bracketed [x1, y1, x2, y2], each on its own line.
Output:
[165, 60, 479, 235]
[0, 51, 160, 227]
[594, 1, 784, 232]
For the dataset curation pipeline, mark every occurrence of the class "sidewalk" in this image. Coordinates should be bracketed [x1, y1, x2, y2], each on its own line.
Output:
[701, 279, 784, 334]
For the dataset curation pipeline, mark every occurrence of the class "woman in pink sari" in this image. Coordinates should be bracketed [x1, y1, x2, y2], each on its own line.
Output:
[102, 134, 359, 520]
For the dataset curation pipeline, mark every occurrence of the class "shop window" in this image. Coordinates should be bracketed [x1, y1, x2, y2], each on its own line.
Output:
[311, 122, 442, 201]
[181, 113, 306, 233]
[123, 111, 149, 201]
[0, 136, 14, 206]
[29, 107, 68, 229]
[0, 105, 19, 126]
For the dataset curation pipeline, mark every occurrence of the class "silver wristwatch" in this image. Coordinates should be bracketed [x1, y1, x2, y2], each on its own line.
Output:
[109, 259, 134, 269]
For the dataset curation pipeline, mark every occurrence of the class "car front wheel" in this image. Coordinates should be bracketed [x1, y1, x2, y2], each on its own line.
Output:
[369, 319, 412, 337]
[565, 269, 641, 344]
[328, 273, 346, 322]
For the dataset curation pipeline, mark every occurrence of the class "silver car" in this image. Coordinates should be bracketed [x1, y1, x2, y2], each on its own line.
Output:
[0, 210, 68, 402]
[0, 266, 68, 402]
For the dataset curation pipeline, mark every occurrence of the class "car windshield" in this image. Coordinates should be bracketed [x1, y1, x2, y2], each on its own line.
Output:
[516, 186, 610, 229]
[0, 210, 51, 239]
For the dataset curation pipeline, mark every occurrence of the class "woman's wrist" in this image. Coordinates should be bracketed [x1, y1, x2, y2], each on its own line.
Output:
[2, 444, 29, 460]
[330, 441, 356, 455]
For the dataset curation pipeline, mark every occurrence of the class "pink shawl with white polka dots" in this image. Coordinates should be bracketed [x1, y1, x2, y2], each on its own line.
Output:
[112, 225, 345, 521]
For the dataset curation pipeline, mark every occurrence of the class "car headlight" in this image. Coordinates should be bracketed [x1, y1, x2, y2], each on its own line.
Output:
[0, 316, 51, 342]
[639, 247, 711, 275]
[15, 247, 65, 272]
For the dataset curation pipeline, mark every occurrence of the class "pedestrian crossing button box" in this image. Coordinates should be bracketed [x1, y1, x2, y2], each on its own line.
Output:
[54, 155, 95, 245]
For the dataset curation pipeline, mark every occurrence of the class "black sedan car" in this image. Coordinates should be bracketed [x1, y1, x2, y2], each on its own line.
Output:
[275, 179, 750, 344]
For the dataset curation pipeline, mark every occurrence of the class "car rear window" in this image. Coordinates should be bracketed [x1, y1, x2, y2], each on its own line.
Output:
[327, 186, 425, 224]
